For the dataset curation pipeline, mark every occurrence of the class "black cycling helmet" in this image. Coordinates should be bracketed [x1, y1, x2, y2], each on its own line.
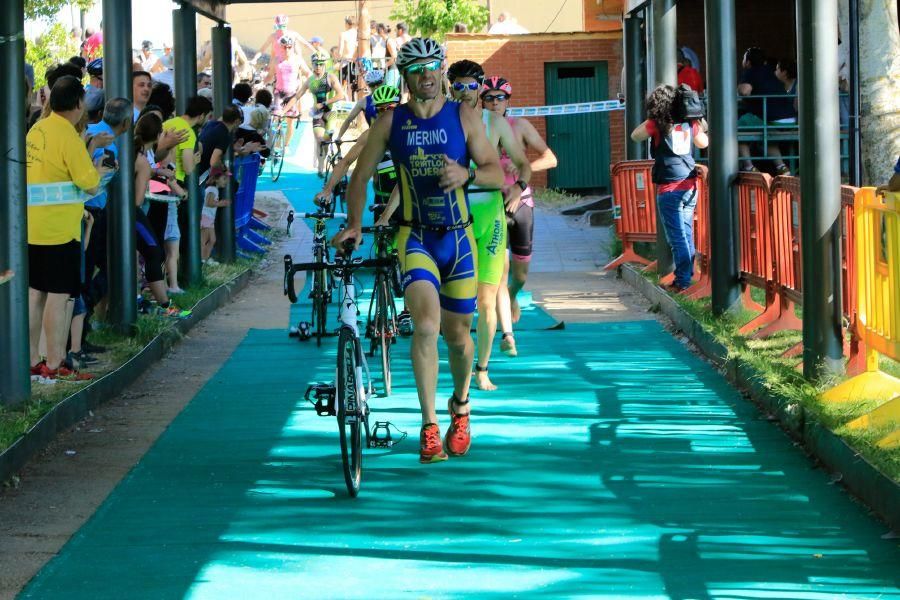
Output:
[447, 59, 484, 83]
[87, 57, 103, 76]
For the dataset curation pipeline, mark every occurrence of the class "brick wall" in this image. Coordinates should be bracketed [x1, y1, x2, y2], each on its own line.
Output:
[446, 32, 624, 190]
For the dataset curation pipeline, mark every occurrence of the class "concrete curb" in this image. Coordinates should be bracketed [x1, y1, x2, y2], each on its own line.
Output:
[0, 269, 253, 486]
[621, 264, 900, 533]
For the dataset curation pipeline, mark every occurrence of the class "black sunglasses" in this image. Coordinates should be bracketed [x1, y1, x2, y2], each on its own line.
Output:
[482, 94, 508, 102]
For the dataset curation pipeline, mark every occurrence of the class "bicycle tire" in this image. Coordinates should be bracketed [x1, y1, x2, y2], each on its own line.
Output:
[270, 128, 285, 182]
[337, 327, 363, 496]
[315, 269, 328, 347]
[379, 280, 392, 396]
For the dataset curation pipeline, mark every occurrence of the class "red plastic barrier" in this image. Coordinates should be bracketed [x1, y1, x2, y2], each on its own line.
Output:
[735, 172, 774, 317]
[604, 161, 657, 270]
[749, 176, 804, 344]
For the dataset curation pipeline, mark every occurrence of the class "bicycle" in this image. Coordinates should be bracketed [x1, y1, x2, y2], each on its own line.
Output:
[361, 225, 401, 396]
[268, 113, 301, 183]
[320, 137, 356, 212]
[284, 209, 346, 346]
[284, 241, 406, 496]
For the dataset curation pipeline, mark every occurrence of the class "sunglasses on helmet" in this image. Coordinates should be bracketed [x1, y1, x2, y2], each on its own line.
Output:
[404, 59, 442, 75]
[451, 81, 481, 92]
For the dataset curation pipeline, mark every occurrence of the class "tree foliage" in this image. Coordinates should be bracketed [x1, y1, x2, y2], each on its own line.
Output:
[25, 23, 80, 89]
[25, 0, 93, 22]
[389, 0, 489, 41]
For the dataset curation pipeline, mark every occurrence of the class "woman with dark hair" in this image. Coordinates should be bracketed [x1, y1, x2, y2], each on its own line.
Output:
[134, 113, 184, 315]
[148, 82, 176, 119]
[630, 85, 709, 293]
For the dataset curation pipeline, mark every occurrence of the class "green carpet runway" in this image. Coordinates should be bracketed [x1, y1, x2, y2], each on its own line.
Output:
[20, 162, 900, 598]
[21, 319, 900, 598]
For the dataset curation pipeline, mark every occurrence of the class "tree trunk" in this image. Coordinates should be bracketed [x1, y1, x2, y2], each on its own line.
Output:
[858, 0, 900, 185]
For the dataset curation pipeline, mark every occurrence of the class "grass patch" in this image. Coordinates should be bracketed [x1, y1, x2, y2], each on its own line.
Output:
[533, 188, 583, 209]
[641, 270, 900, 482]
[0, 253, 266, 456]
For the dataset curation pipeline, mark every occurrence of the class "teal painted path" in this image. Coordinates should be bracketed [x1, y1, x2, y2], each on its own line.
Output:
[20, 160, 900, 599]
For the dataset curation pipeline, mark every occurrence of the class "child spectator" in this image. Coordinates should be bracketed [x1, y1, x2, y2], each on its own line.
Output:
[630, 84, 709, 293]
[201, 167, 231, 263]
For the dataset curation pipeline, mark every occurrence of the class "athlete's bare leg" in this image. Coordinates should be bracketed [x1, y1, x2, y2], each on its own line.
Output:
[405, 281, 441, 424]
[441, 308, 474, 412]
[509, 259, 529, 323]
[474, 281, 499, 391]
[496, 252, 513, 333]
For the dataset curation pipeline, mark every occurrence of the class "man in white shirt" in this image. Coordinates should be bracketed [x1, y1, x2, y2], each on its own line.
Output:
[488, 12, 529, 34]
[339, 15, 359, 92]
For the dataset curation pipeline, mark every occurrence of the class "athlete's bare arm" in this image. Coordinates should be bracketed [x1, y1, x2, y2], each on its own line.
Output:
[458, 103, 503, 189]
[336, 97, 367, 140]
[492, 113, 531, 213]
[374, 185, 400, 226]
[320, 129, 369, 196]
[332, 111, 393, 249]
[325, 74, 346, 105]
[517, 118, 557, 172]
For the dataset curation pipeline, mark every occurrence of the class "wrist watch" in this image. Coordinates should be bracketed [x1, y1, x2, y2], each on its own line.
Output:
[515, 179, 528, 191]
[467, 167, 477, 185]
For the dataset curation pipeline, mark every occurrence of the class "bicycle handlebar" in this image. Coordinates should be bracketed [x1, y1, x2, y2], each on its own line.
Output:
[296, 211, 348, 220]
[360, 225, 397, 234]
[283, 253, 394, 304]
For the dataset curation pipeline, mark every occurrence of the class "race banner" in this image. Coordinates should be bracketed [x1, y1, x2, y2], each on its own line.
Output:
[506, 99, 625, 118]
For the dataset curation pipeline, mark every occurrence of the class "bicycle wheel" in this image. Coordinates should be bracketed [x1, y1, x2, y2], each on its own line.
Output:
[336, 327, 363, 496]
[378, 280, 393, 396]
[315, 269, 328, 347]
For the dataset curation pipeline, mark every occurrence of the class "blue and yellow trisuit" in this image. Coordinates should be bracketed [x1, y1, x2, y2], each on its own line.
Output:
[388, 100, 477, 314]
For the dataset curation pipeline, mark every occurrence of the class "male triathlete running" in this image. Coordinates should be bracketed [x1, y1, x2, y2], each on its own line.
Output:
[253, 14, 315, 83]
[334, 68, 385, 142]
[481, 77, 558, 357]
[447, 60, 531, 391]
[296, 54, 345, 177]
[331, 38, 504, 463]
[271, 36, 309, 147]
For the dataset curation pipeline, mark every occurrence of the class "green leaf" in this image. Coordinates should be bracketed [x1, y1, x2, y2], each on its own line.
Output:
[389, 0, 489, 42]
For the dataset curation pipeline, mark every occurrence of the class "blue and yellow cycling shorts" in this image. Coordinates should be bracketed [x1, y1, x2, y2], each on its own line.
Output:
[396, 225, 477, 314]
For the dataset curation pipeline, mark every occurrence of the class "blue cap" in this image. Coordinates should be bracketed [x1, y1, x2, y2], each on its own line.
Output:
[310, 36, 324, 44]
[85, 88, 105, 112]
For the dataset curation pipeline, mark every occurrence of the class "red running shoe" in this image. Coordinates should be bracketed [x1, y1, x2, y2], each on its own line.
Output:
[42, 364, 96, 381]
[445, 395, 471, 456]
[419, 423, 448, 463]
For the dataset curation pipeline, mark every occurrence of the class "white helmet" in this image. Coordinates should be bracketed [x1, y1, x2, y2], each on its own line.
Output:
[364, 69, 385, 85]
[396, 37, 444, 70]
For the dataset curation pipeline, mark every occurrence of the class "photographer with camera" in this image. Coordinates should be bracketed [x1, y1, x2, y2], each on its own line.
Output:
[630, 84, 709, 293]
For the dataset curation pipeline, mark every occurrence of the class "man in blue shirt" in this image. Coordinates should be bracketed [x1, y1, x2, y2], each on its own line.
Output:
[83, 97, 132, 309]
[877, 156, 900, 195]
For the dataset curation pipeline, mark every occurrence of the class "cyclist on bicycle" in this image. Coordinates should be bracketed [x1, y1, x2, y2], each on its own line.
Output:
[252, 14, 315, 83]
[332, 38, 504, 463]
[271, 36, 309, 148]
[335, 69, 386, 142]
[447, 60, 531, 392]
[482, 76, 558, 358]
[317, 85, 400, 207]
[296, 54, 345, 177]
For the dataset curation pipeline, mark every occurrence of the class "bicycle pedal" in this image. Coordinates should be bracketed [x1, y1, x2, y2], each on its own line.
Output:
[369, 421, 394, 448]
[305, 382, 336, 416]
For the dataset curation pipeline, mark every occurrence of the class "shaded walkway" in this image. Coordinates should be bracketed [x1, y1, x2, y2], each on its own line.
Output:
[18, 160, 900, 599]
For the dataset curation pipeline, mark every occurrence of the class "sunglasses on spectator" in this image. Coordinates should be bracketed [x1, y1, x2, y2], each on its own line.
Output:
[451, 81, 480, 92]
[404, 59, 442, 75]
[482, 93, 508, 102]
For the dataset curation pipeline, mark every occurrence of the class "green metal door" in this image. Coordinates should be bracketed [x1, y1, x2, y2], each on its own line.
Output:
[545, 61, 610, 191]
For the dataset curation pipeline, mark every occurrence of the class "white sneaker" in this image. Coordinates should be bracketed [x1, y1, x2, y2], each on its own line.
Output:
[167, 287, 185, 295]
[206, 258, 220, 266]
